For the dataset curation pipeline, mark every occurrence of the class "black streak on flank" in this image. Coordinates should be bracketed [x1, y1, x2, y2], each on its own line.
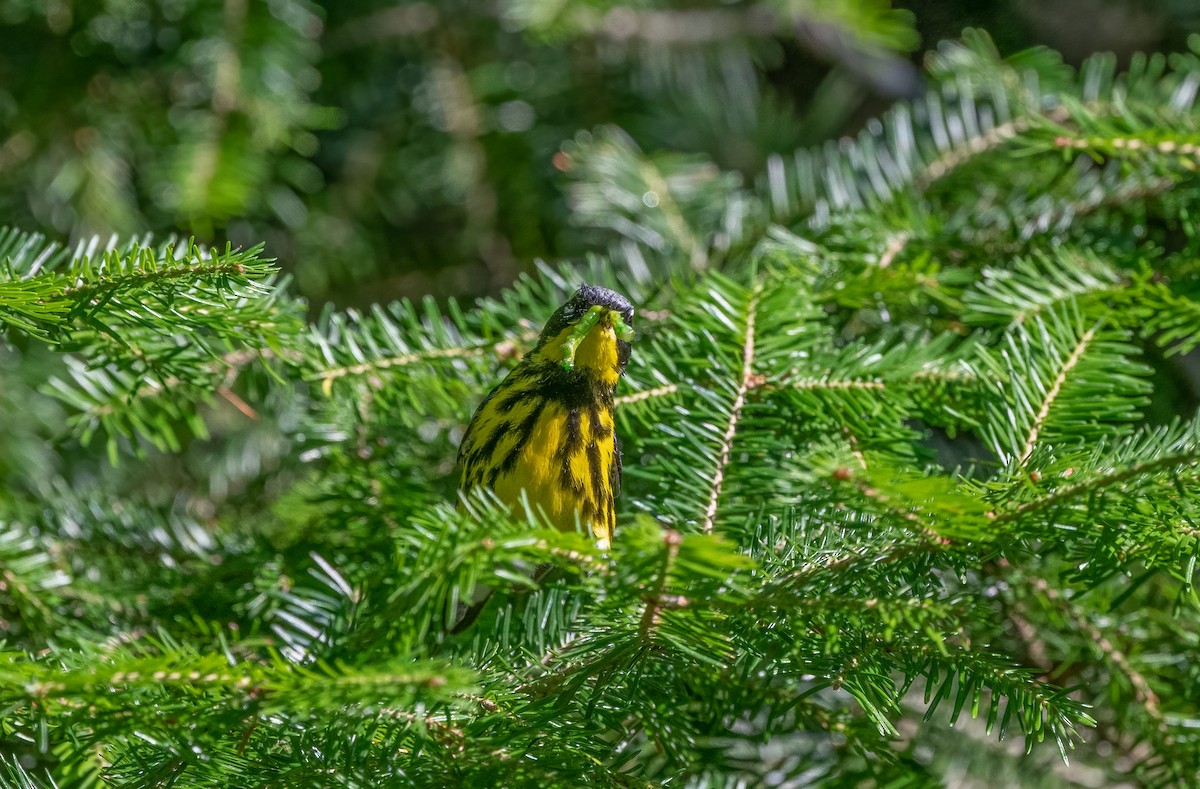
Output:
[489, 398, 547, 486]
[600, 489, 613, 529]
[468, 418, 510, 477]
[493, 369, 538, 414]
[458, 373, 511, 467]
[494, 389, 524, 415]
[587, 404, 611, 439]
[559, 408, 584, 494]
[585, 438, 605, 511]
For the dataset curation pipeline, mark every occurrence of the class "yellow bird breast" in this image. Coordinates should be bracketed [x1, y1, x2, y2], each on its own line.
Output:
[490, 401, 616, 547]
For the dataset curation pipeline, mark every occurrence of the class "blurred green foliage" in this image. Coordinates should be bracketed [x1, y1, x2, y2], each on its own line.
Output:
[0, 0, 907, 305]
[1, 0, 1195, 307]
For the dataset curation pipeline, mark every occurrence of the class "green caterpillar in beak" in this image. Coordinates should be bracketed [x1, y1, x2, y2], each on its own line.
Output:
[560, 305, 636, 371]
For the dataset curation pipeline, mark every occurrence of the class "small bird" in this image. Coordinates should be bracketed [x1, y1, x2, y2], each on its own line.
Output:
[457, 285, 635, 549]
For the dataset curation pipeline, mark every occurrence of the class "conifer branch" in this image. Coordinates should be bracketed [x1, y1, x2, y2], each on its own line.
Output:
[877, 232, 910, 268]
[997, 451, 1200, 524]
[1004, 568, 1199, 780]
[55, 257, 251, 304]
[916, 115, 1037, 189]
[774, 542, 933, 591]
[313, 344, 491, 386]
[844, 428, 869, 471]
[699, 292, 758, 534]
[614, 382, 679, 406]
[854, 481, 952, 547]
[84, 348, 273, 417]
[1053, 133, 1200, 161]
[1017, 324, 1098, 465]
[639, 529, 683, 638]
[785, 377, 887, 390]
[1025, 576, 1164, 726]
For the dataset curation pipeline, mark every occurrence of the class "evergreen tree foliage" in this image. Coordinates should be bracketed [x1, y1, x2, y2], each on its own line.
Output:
[0, 0, 925, 301]
[3, 25, 1200, 789]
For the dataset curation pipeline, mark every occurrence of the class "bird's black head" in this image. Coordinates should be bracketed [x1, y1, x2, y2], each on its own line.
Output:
[552, 285, 634, 327]
[535, 285, 635, 376]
